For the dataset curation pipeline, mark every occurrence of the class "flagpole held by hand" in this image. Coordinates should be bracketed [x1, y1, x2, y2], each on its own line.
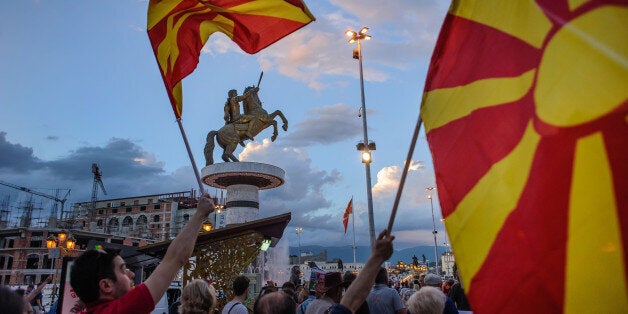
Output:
[387, 114, 423, 233]
[177, 118, 205, 194]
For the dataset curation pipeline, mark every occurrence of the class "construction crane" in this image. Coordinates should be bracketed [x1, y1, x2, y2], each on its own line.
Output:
[90, 163, 107, 211]
[0, 180, 70, 223]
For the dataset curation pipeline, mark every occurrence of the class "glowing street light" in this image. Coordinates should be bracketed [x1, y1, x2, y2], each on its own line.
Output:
[347, 26, 376, 247]
[426, 187, 439, 274]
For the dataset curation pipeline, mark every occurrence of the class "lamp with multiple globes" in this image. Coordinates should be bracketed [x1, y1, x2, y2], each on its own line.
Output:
[46, 231, 76, 305]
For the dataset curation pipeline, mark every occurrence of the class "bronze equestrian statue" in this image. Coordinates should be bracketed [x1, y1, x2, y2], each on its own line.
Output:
[204, 78, 288, 165]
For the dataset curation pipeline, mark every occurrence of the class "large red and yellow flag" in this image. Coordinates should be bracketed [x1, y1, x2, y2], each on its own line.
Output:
[343, 198, 352, 234]
[421, 1, 627, 313]
[147, 0, 315, 118]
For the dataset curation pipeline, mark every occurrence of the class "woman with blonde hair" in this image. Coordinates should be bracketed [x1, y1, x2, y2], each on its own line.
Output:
[179, 279, 218, 314]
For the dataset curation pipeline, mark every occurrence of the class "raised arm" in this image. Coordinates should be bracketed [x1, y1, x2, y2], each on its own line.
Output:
[340, 230, 394, 312]
[25, 276, 51, 302]
[144, 194, 214, 304]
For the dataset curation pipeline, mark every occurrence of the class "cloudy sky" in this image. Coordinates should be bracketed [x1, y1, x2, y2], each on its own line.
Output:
[0, 0, 451, 250]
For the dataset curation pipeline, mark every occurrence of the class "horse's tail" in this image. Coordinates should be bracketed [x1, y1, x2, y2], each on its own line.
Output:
[204, 131, 217, 166]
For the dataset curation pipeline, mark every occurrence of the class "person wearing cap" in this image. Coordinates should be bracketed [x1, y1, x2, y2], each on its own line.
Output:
[305, 272, 346, 314]
[366, 267, 406, 314]
[423, 274, 458, 314]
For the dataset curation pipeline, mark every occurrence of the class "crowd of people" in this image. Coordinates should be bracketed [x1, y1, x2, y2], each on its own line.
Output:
[0, 194, 471, 314]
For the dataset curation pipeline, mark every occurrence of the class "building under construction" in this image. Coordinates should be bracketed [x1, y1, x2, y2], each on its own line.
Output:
[0, 188, 209, 285]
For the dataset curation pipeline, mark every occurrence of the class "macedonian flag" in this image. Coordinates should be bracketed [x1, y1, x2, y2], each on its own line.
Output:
[147, 0, 315, 118]
[421, 1, 627, 313]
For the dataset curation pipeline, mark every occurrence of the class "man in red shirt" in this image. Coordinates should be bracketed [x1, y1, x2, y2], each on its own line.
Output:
[70, 194, 214, 314]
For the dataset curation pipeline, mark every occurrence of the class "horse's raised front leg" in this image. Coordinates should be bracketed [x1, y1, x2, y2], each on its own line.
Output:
[270, 120, 278, 141]
[270, 110, 288, 131]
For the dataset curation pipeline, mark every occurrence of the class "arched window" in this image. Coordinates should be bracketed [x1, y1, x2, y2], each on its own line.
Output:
[136, 215, 148, 236]
[107, 217, 120, 233]
[26, 254, 40, 269]
[42, 254, 53, 269]
[122, 216, 134, 234]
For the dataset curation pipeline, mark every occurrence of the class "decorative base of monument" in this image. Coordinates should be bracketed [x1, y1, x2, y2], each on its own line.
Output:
[138, 213, 291, 310]
[201, 162, 285, 226]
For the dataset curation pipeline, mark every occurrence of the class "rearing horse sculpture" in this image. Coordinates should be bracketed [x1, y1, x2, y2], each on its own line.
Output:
[204, 86, 288, 165]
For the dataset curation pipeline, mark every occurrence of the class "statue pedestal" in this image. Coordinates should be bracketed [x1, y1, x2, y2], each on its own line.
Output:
[201, 162, 284, 226]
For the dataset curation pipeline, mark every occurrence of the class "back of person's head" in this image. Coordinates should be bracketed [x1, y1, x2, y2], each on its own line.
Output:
[375, 267, 388, 284]
[70, 248, 121, 304]
[0, 286, 24, 314]
[423, 274, 442, 288]
[281, 281, 297, 303]
[281, 281, 296, 291]
[179, 279, 217, 314]
[343, 271, 357, 285]
[253, 291, 295, 314]
[407, 286, 445, 314]
[233, 275, 250, 296]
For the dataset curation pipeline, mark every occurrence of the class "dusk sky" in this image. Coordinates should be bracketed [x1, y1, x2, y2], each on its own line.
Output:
[0, 0, 451, 250]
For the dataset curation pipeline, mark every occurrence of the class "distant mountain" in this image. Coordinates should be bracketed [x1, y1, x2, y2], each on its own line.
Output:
[290, 245, 449, 264]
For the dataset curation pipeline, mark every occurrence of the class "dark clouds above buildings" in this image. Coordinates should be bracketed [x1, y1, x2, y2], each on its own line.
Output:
[0, 132, 43, 172]
[0, 114, 438, 248]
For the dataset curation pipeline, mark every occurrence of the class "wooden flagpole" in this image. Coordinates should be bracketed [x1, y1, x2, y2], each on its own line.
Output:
[176, 118, 205, 195]
[387, 114, 423, 233]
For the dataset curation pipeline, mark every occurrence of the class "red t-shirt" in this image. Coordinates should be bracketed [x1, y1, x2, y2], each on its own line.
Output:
[80, 283, 155, 314]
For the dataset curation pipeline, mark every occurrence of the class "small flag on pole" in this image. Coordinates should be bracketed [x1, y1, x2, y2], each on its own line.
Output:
[147, 0, 315, 119]
[343, 198, 353, 234]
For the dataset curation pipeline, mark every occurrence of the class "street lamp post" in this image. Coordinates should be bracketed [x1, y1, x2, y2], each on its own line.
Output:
[46, 231, 76, 306]
[426, 187, 439, 274]
[346, 26, 376, 248]
[296, 227, 303, 265]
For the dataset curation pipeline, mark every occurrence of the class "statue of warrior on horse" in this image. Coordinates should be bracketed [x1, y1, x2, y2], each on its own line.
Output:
[204, 72, 288, 165]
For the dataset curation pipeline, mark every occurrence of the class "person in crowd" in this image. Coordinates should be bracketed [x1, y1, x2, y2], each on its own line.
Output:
[342, 271, 369, 314]
[417, 274, 426, 290]
[70, 194, 214, 314]
[222, 276, 250, 314]
[1, 285, 25, 314]
[19, 276, 51, 314]
[399, 287, 415, 308]
[422, 274, 458, 314]
[305, 272, 346, 314]
[26, 283, 45, 314]
[253, 291, 296, 314]
[406, 286, 446, 314]
[448, 280, 470, 311]
[365, 267, 405, 314]
[178, 279, 217, 314]
[327, 230, 395, 314]
[442, 279, 454, 296]
[281, 281, 298, 304]
[296, 285, 316, 314]
[294, 284, 304, 305]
